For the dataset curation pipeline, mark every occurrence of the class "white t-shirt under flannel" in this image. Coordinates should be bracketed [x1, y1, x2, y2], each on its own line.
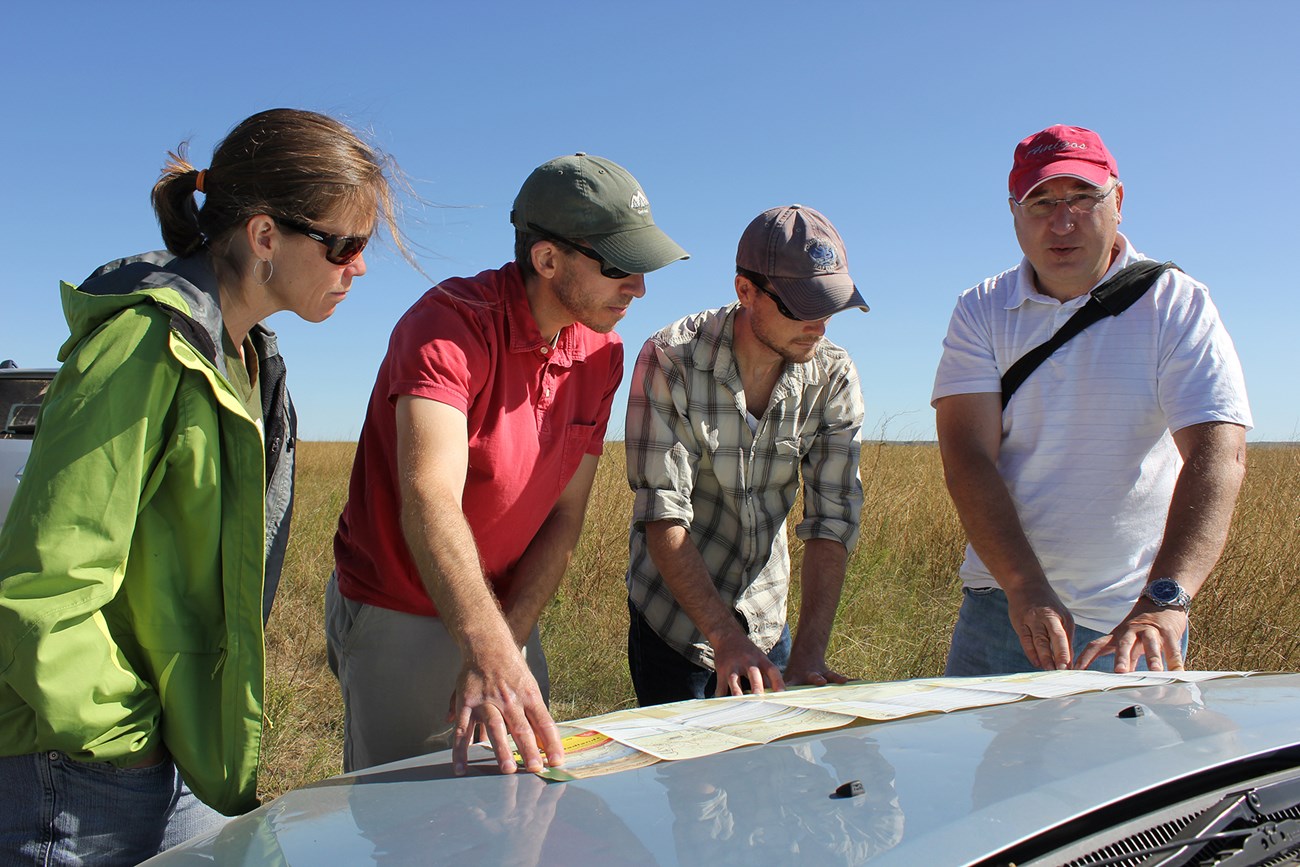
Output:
[931, 234, 1252, 632]
[625, 304, 865, 669]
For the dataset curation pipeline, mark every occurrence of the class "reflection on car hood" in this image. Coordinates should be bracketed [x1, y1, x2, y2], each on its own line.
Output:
[144, 673, 1300, 866]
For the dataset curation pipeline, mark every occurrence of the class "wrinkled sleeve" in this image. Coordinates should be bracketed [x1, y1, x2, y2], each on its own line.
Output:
[931, 287, 1001, 404]
[625, 337, 697, 530]
[0, 305, 176, 763]
[796, 355, 865, 550]
[1155, 277, 1253, 433]
[386, 291, 491, 414]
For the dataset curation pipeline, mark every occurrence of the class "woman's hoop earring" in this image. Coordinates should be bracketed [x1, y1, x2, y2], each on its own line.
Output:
[254, 258, 275, 286]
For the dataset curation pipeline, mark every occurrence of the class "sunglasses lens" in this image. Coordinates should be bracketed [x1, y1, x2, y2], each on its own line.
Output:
[328, 235, 368, 265]
[602, 265, 632, 280]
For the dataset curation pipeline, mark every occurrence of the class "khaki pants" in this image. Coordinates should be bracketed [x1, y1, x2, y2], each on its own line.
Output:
[324, 573, 550, 772]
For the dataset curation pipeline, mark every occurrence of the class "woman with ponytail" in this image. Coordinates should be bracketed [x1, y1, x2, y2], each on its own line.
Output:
[0, 108, 405, 865]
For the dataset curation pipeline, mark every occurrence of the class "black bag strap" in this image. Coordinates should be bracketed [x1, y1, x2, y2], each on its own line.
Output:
[1000, 260, 1178, 408]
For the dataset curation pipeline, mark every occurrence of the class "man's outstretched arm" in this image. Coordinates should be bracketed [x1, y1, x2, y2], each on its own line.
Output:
[1075, 421, 1247, 672]
[499, 453, 600, 646]
[645, 521, 786, 696]
[784, 538, 851, 686]
[935, 391, 1074, 670]
[395, 395, 563, 776]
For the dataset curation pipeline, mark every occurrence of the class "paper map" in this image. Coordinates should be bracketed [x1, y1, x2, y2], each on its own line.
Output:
[526, 670, 1251, 781]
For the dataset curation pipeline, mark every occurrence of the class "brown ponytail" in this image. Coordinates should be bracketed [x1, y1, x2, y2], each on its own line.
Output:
[152, 147, 206, 256]
[150, 108, 408, 262]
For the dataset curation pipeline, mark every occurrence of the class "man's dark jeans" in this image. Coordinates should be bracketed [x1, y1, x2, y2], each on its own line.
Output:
[626, 599, 791, 706]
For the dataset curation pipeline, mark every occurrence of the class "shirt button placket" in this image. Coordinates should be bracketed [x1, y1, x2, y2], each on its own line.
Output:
[537, 352, 554, 430]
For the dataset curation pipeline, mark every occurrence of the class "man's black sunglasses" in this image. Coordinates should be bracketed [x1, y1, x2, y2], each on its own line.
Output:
[276, 217, 369, 266]
[739, 269, 800, 320]
[528, 223, 632, 279]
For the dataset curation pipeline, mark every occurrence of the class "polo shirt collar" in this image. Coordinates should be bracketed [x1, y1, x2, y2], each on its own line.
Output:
[502, 265, 587, 365]
[1008, 232, 1136, 311]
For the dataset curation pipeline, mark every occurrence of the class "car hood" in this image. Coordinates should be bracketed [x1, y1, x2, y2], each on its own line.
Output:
[145, 672, 1300, 866]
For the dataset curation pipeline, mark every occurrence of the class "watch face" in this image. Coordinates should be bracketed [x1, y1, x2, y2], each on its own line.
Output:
[1149, 578, 1181, 604]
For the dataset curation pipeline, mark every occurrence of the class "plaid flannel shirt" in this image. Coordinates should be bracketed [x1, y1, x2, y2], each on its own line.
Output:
[625, 304, 864, 669]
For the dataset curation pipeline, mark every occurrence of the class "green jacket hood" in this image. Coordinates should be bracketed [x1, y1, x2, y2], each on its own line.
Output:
[60, 251, 225, 371]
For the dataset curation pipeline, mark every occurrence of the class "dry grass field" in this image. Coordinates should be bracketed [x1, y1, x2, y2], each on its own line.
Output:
[258, 440, 1300, 801]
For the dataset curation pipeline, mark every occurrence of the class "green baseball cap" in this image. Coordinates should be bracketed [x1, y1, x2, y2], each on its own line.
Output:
[510, 153, 689, 274]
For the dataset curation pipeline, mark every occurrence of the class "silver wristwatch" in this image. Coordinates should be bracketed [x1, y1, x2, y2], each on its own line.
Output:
[1141, 577, 1192, 609]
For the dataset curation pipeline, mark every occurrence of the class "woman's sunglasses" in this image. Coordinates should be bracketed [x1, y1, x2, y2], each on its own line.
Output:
[275, 217, 369, 266]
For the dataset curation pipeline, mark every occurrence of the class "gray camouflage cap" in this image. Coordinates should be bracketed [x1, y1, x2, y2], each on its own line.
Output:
[737, 204, 868, 319]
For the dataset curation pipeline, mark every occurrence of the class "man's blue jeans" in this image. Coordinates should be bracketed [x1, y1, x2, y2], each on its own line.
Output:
[627, 599, 792, 706]
[944, 586, 1189, 676]
[0, 751, 227, 865]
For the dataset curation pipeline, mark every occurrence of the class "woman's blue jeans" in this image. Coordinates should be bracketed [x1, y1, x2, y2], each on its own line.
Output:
[0, 751, 227, 865]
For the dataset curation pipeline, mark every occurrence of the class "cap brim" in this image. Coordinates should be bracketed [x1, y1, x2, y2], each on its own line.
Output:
[768, 273, 870, 319]
[1014, 161, 1114, 201]
[589, 224, 689, 275]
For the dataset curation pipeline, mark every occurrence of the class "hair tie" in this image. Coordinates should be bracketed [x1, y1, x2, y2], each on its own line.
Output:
[195, 169, 207, 194]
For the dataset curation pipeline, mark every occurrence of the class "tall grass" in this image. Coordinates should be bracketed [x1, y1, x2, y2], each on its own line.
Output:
[1194, 445, 1300, 670]
[258, 441, 354, 799]
[259, 441, 1300, 801]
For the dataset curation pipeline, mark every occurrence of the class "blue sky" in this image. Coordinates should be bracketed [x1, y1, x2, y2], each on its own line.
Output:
[4, 1, 1297, 441]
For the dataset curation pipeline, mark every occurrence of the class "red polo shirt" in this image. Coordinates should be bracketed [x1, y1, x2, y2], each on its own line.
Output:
[334, 262, 623, 616]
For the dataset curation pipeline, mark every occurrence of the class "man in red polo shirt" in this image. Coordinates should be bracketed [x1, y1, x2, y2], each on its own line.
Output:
[328, 154, 688, 777]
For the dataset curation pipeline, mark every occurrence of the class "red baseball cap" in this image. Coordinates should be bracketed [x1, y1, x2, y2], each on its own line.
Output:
[1008, 124, 1119, 202]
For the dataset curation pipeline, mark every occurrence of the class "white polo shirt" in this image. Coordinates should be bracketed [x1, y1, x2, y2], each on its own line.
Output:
[932, 234, 1252, 631]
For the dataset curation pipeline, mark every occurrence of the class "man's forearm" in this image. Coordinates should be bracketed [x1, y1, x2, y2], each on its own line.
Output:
[646, 519, 788, 694]
[393, 395, 561, 774]
[1146, 422, 1248, 597]
[935, 393, 1049, 594]
[394, 397, 515, 659]
[1074, 423, 1247, 673]
[645, 521, 748, 649]
[936, 393, 1075, 669]
[788, 538, 848, 663]
[940, 443, 1049, 593]
[499, 455, 600, 646]
[401, 488, 515, 658]
[497, 513, 578, 647]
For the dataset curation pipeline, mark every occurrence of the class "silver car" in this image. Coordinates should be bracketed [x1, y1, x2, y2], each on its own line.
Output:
[144, 671, 1300, 866]
[0, 363, 56, 531]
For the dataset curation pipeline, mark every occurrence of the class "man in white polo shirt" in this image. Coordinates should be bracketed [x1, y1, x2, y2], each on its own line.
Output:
[932, 124, 1251, 676]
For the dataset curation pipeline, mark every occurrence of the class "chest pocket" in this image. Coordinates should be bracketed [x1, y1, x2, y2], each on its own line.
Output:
[767, 435, 804, 486]
[773, 436, 803, 459]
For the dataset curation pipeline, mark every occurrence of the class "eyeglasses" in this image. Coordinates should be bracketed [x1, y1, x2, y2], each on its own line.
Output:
[1015, 183, 1117, 219]
[528, 223, 632, 280]
[275, 217, 369, 265]
[739, 269, 800, 320]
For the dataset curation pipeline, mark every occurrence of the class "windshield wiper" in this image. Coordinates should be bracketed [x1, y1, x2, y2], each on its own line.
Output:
[1068, 774, 1300, 867]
